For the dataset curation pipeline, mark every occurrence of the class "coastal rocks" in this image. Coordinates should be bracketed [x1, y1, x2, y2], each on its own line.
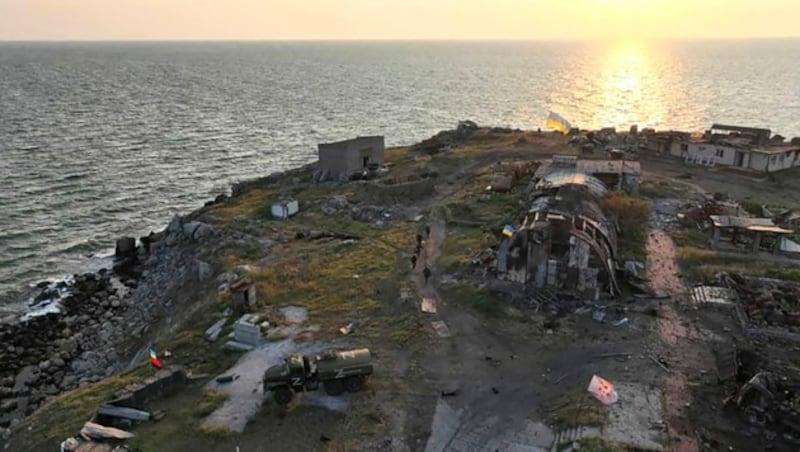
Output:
[4, 199, 224, 432]
[322, 195, 350, 215]
[114, 237, 136, 259]
[12, 366, 37, 396]
[0, 269, 136, 427]
[182, 221, 214, 241]
[196, 260, 212, 281]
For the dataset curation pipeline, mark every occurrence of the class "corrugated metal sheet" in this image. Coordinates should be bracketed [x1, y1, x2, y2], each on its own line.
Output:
[710, 215, 794, 233]
[576, 160, 641, 175]
[537, 170, 608, 197]
[780, 237, 800, 254]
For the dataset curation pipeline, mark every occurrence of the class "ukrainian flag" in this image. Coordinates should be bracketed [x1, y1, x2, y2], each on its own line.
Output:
[545, 111, 572, 134]
[502, 224, 516, 238]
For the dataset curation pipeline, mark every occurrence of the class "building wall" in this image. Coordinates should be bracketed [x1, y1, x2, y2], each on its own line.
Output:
[669, 141, 685, 158]
[685, 143, 737, 166]
[749, 153, 770, 172]
[318, 136, 385, 178]
[765, 151, 800, 172]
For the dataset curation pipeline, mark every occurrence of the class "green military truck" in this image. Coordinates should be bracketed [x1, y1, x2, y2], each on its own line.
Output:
[263, 348, 373, 405]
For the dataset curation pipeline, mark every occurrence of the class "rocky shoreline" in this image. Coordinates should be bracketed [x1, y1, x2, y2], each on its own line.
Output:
[0, 211, 223, 441]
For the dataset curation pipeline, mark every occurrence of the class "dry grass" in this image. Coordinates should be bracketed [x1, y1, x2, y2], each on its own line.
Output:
[675, 246, 800, 282]
[438, 227, 489, 271]
[197, 422, 232, 438]
[194, 390, 230, 418]
[211, 188, 275, 221]
[639, 178, 685, 198]
[439, 283, 506, 318]
[601, 192, 650, 261]
[7, 373, 142, 451]
[244, 221, 420, 339]
[669, 227, 711, 248]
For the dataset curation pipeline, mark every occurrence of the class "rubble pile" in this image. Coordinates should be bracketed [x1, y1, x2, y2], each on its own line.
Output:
[321, 195, 400, 224]
[411, 120, 479, 154]
[724, 358, 800, 447]
[724, 275, 800, 330]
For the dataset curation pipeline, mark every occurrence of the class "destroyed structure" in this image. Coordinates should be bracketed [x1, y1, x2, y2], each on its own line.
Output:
[498, 170, 620, 298]
[317, 136, 385, 181]
[644, 124, 800, 173]
[710, 215, 797, 254]
[534, 154, 640, 194]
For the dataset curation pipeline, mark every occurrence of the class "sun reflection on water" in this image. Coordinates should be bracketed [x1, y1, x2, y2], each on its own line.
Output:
[547, 39, 706, 131]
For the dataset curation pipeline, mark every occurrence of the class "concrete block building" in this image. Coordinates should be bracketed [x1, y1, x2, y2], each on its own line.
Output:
[317, 136, 385, 180]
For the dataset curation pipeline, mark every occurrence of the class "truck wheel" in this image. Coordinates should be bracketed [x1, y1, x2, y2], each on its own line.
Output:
[345, 376, 364, 393]
[273, 386, 293, 405]
[325, 379, 344, 396]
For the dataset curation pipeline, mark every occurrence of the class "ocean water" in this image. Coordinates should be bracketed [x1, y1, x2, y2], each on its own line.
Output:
[1, 40, 799, 303]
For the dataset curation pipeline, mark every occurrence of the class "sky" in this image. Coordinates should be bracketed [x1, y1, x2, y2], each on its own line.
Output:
[0, 0, 798, 41]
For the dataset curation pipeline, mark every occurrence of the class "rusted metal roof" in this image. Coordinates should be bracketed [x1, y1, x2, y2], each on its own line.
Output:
[709, 215, 794, 234]
[537, 170, 608, 197]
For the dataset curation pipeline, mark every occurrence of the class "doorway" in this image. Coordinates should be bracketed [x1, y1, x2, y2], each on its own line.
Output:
[734, 152, 745, 167]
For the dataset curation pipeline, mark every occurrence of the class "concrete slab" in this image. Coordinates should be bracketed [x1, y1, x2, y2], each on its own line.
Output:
[203, 339, 327, 432]
[603, 382, 664, 450]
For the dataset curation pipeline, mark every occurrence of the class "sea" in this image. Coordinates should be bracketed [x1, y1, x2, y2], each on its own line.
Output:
[1, 39, 799, 310]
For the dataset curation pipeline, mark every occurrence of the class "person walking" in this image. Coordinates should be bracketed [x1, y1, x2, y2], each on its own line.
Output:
[423, 266, 432, 284]
[425, 225, 431, 239]
[411, 254, 417, 269]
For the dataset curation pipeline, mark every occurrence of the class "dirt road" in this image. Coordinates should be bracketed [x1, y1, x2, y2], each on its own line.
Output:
[646, 228, 711, 452]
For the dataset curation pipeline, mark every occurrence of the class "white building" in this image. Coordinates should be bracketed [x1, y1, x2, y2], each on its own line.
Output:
[669, 124, 800, 173]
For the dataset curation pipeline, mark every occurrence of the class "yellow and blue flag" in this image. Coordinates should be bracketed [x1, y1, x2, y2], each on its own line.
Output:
[502, 224, 516, 238]
[545, 111, 572, 134]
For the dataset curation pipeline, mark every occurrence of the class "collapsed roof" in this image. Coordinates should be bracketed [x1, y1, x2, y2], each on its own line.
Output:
[499, 171, 621, 296]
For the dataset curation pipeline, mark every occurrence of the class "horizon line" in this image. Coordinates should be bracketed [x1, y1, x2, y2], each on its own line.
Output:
[2, 36, 800, 43]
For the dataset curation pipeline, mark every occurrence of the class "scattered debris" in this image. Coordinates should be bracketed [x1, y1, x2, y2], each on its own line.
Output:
[441, 388, 460, 397]
[420, 297, 438, 314]
[593, 353, 631, 361]
[649, 356, 671, 373]
[97, 404, 150, 422]
[228, 314, 262, 349]
[215, 374, 239, 384]
[204, 318, 227, 342]
[691, 286, 737, 305]
[592, 310, 606, 323]
[554, 373, 570, 384]
[612, 317, 629, 327]
[587, 375, 618, 405]
[339, 322, 355, 335]
[80, 421, 135, 440]
[727, 371, 800, 443]
[431, 320, 451, 338]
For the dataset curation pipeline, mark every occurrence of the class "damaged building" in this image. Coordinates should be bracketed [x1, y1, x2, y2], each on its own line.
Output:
[534, 154, 641, 194]
[497, 171, 620, 298]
